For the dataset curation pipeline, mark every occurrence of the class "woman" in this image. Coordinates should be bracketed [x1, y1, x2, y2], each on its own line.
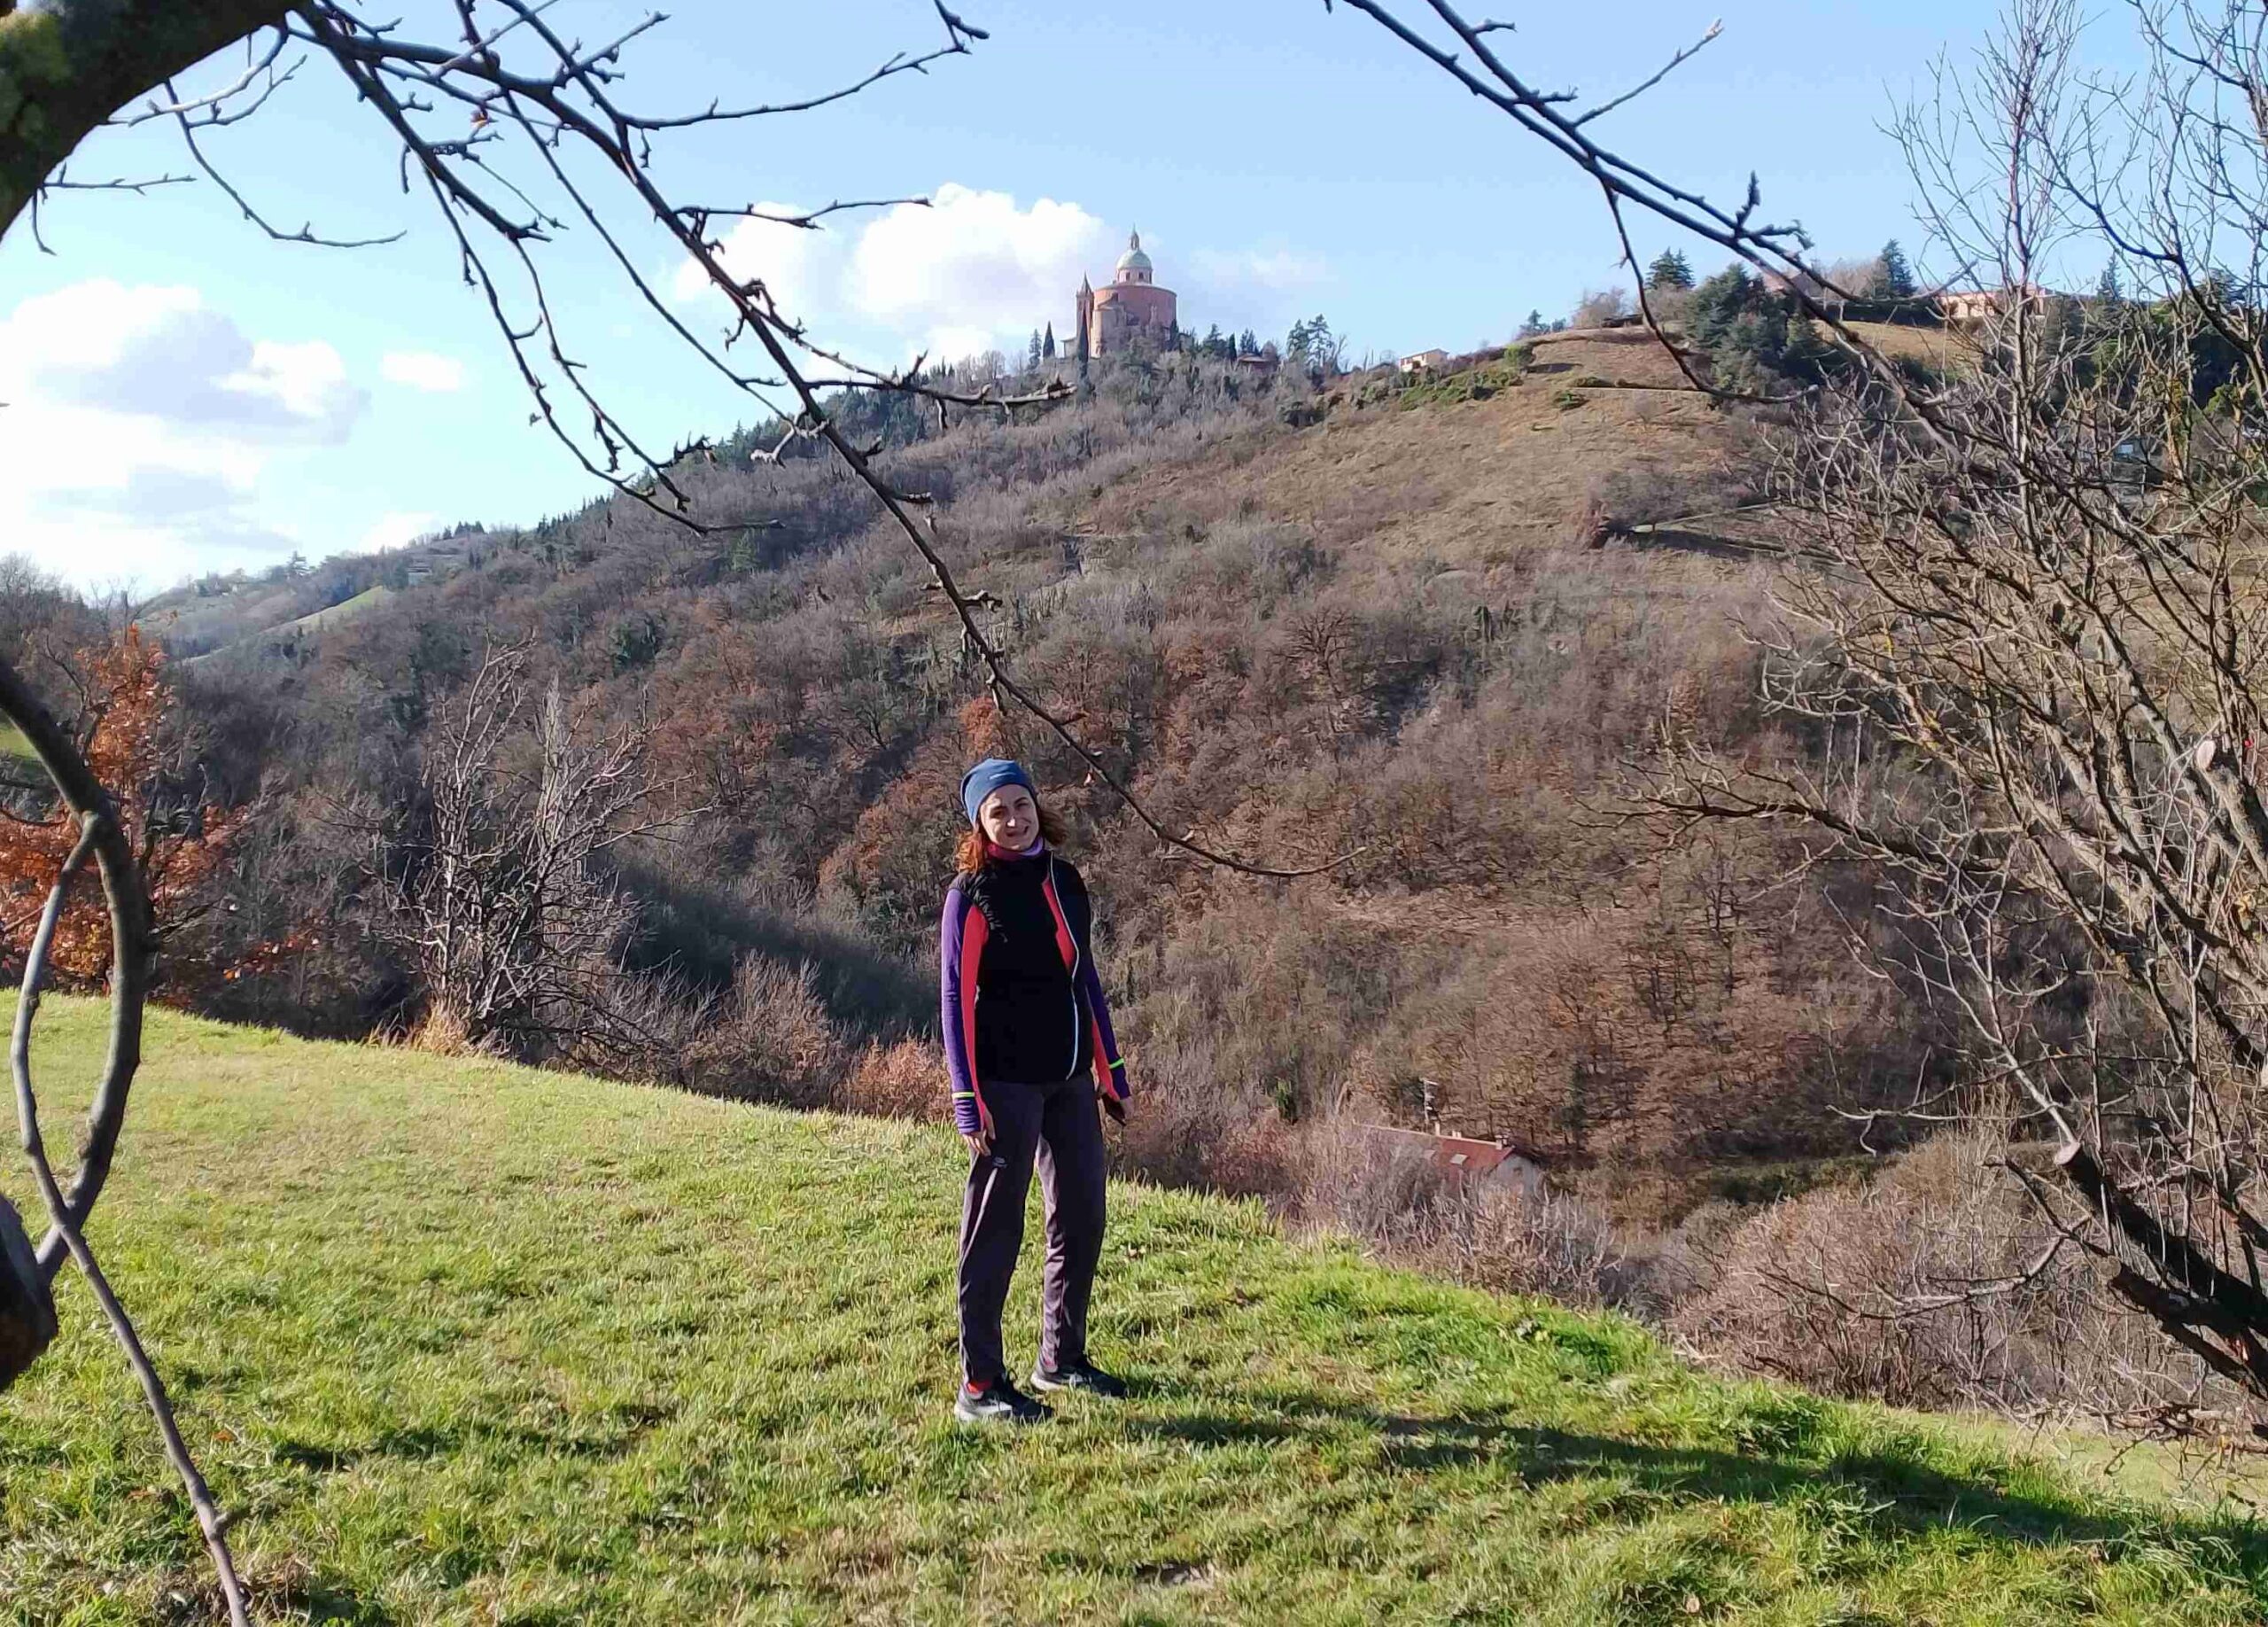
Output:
[941, 757, 1131, 1423]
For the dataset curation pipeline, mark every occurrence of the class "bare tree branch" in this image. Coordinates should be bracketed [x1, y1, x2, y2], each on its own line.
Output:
[10, 821, 248, 1623]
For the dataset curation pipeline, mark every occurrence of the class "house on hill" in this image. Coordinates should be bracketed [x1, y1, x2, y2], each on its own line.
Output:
[1361, 1123, 1547, 1196]
[1938, 284, 2047, 327]
[1399, 348, 1449, 375]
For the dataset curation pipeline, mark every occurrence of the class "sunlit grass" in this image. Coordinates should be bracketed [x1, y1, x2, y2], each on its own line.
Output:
[2, 999, 2264, 1623]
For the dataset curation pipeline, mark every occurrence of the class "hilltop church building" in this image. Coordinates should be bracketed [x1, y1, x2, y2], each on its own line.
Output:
[1075, 230, 1177, 357]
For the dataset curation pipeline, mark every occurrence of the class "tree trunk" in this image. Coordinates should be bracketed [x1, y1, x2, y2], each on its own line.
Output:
[1, 1, 293, 238]
[0, 1193, 56, 1388]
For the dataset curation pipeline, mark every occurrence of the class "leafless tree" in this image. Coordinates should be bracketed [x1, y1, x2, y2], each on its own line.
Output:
[1339, 0, 2268, 1428]
[1285, 607, 1363, 759]
[361, 642, 681, 1066]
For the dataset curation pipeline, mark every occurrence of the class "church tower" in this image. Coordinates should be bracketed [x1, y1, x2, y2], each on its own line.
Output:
[1115, 229, 1153, 286]
[1076, 228, 1177, 360]
[1076, 274, 1093, 395]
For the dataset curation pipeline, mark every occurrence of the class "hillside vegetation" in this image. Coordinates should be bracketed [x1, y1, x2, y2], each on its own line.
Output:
[165, 334, 1880, 1187]
[61, 329, 2078, 1421]
[4, 999, 2266, 1624]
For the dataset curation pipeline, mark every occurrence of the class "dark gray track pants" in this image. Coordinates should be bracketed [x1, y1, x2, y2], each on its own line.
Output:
[958, 1077, 1107, 1385]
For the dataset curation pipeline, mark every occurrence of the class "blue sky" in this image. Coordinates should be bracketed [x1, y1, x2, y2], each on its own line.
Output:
[1, 1, 2032, 592]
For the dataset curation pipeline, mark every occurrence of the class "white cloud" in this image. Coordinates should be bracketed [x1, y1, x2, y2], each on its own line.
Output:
[223, 339, 360, 428]
[669, 187, 1331, 370]
[16, 281, 363, 442]
[920, 324, 1009, 366]
[672, 204, 844, 324]
[671, 184, 1112, 365]
[0, 280, 368, 589]
[379, 350, 467, 393]
[848, 184, 1107, 362]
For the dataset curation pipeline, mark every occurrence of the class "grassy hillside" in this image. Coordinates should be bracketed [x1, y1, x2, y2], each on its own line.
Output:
[2, 1003, 2264, 1623]
[180, 587, 398, 669]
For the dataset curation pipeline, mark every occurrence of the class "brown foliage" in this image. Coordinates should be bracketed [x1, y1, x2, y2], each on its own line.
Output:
[0, 627, 243, 986]
[835, 1038, 946, 1123]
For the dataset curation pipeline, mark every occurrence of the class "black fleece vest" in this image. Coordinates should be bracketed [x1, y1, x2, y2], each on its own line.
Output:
[959, 852, 1096, 1085]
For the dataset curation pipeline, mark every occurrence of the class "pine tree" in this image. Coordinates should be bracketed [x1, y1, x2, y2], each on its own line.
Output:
[1204, 323, 1225, 357]
[1286, 317, 1311, 370]
[2094, 263, 2122, 304]
[1027, 329, 1043, 370]
[1519, 308, 1546, 337]
[1645, 250, 1694, 292]
[1239, 329, 1258, 356]
[1043, 322, 1056, 359]
[1870, 239, 1917, 300]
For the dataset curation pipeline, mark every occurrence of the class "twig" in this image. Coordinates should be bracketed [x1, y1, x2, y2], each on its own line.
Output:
[1574, 19, 1722, 127]
[11, 821, 248, 1625]
[168, 77, 403, 248]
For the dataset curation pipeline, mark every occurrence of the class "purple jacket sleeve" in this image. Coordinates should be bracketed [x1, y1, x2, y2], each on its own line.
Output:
[1078, 951, 1130, 1103]
[940, 884, 983, 1135]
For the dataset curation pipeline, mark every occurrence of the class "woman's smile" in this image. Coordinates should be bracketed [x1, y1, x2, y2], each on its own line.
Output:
[980, 784, 1039, 850]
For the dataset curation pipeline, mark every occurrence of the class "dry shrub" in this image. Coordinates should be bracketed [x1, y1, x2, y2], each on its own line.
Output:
[836, 1038, 946, 1123]
[1570, 491, 1615, 548]
[1291, 1119, 1639, 1310]
[1672, 1132, 2225, 1421]
[1455, 1182, 1636, 1307]
[1102, 1015, 1301, 1197]
[1114, 1071, 1299, 1199]
[1572, 286, 1633, 328]
[402, 1004, 478, 1056]
[673, 955, 850, 1108]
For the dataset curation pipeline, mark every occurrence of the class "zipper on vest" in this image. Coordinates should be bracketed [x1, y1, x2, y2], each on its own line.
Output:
[1051, 856, 1079, 1080]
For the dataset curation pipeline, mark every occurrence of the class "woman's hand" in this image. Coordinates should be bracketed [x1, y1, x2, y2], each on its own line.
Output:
[961, 1129, 991, 1160]
[1102, 1094, 1126, 1125]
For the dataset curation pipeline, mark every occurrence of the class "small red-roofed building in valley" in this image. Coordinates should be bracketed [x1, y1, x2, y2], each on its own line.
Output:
[1361, 1123, 1548, 1196]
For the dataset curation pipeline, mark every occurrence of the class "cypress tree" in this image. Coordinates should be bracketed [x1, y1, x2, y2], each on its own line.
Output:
[1871, 239, 1917, 300]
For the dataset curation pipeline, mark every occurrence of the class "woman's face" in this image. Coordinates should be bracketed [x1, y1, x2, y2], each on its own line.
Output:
[978, 784, 1038, 850]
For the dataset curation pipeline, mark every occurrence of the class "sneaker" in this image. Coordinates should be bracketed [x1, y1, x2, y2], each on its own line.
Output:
[954, 1377, 1052, 1425]
[1029, 1359, 1128, 1398]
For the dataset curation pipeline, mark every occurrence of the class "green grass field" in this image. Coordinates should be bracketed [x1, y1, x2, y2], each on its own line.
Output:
[3, 1000, 2265, 1624]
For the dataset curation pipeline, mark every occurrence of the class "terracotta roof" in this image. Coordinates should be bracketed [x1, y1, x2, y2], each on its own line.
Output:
[1359, 1123, 1547, 1179]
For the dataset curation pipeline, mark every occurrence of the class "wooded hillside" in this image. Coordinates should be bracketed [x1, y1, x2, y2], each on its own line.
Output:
[107, 329, 1932, 1227]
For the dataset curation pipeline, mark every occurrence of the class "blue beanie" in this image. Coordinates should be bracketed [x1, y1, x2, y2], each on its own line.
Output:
[960, 757, 1036, 828]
